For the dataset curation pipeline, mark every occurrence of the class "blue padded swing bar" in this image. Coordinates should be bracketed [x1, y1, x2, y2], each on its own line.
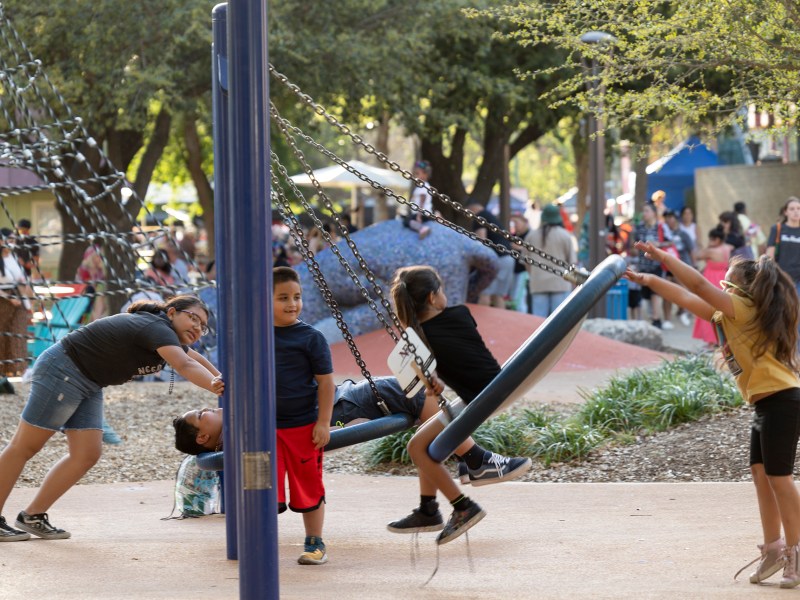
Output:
[196, 412, 416, 471]
[326, 413, 414, 451]
[428, 254, 627, 463]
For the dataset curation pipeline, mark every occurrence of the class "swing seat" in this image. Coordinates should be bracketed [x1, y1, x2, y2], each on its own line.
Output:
[428, 254, 626, 462]
[195, 413, 416, 471]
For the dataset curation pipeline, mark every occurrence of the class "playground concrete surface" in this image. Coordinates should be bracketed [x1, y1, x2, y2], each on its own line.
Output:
[4, 314, 755, 599]
[1, 475, 787, 599]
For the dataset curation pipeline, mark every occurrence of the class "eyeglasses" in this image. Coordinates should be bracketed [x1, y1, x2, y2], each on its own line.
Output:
[720, 280, 752, 298]
[177, 309, 209, 336]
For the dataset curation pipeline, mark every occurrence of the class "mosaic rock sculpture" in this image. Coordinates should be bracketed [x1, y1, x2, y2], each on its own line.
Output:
[296, 219, 499, 343]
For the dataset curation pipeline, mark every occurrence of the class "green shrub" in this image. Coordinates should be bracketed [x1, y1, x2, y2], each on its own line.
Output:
[363, 426, 417, 465]
[527, 422, 606, 466]
[360, 353, 743, 468]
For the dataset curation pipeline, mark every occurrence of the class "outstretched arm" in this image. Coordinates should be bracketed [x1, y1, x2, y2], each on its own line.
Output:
[186, 348, 221, 377]
[629, 241, 735, 318]
[158, 345, 225, 395]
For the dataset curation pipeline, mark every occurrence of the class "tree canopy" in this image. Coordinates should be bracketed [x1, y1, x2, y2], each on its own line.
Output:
[483, 0, 800, 139]
[268, 0, 573, 210]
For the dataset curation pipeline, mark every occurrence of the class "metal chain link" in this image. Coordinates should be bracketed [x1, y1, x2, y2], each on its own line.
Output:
[271, 112, 438, 395]
[268, 64, 590, 285]
[270, 174, 391, 413]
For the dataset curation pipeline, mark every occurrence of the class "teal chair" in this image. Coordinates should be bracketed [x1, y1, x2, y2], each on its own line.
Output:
[28, 296, 91, 360]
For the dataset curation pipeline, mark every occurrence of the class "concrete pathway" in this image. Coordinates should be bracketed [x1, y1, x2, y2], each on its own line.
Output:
[2, 475, 785, 600]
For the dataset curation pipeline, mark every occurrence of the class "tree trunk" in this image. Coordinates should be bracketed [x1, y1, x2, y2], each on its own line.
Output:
[420, 131, 469, 225]
[633, 142, 651, 216]
[184, 117, 215, 257]
[573, 135, 589, 230]
[131, 108, 172, 201]
[372, 114, 391, 224]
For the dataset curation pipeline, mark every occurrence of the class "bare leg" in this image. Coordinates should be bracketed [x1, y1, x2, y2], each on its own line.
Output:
[302, 503, 325, 539]
[25, 429, 102, 514]
[663, 299, 672, 323]
[650, 294, 663, 321]
[408, 417, 461, 502]
[768, 473, 800, 546]
[752, 464, 783, 543]
[418, 395, 474, 459]
[0, 421, 55, 514]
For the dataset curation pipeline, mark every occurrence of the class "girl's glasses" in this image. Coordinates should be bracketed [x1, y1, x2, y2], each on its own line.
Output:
[177, 309, 209, 336]
[720, 280, 752, 298]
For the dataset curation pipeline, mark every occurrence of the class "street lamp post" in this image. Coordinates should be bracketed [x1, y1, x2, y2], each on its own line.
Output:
[581, 31, 616, 318]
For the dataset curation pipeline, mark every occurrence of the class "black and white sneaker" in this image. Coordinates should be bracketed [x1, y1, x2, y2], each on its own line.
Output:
[467, 452, 531, 487]
[0, 515, 30, 541]
[15, 511, 71, 540]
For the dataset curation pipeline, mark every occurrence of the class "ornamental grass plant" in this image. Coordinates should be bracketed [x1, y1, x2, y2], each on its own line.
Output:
[363, 353, 742, 468]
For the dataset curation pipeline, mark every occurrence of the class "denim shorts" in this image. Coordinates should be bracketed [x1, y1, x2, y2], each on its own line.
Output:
[331, 377, 425, 426]
[21, 343, 104, 432]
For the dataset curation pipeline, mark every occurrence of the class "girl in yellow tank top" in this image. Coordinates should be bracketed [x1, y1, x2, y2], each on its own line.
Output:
[626, 240, 800, 588]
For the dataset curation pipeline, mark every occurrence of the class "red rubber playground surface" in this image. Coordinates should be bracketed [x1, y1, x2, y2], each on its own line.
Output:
[331, 304, 671, 379]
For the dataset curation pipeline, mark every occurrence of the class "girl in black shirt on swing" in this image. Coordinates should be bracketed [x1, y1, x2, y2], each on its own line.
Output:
[388, 265, 530, 545]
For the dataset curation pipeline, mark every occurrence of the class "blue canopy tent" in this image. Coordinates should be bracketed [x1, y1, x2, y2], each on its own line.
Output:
[646, 136, 719, 212]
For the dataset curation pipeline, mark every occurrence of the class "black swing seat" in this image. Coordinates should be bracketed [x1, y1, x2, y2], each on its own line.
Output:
[196, 412, 415, 471]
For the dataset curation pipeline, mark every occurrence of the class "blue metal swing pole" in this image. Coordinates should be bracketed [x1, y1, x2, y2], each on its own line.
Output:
[225, 0, 278, 598]
[211, 2, 239, 561]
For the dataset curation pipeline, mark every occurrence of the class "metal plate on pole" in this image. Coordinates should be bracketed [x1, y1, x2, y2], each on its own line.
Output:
[241, 451, 272, 490]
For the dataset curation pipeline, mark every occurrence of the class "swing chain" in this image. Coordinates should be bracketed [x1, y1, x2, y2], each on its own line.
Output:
[270, 182, 391, 413]
[268, 65, 589, 285]
[271, 125, 439, 397]
[269, 119, 402, 340]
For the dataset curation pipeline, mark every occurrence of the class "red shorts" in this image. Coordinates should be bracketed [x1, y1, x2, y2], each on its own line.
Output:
[276, 422, 325, 513]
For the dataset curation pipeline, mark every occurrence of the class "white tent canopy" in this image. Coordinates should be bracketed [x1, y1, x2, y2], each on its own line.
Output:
[288, 160, 411, 228]
[289, 160, 409, 190]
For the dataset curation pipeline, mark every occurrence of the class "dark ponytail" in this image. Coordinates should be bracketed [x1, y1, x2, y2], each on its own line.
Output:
[390, 266, 441, 350]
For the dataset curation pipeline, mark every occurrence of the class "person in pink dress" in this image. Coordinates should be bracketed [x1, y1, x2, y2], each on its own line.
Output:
[692, 227, 733, 345]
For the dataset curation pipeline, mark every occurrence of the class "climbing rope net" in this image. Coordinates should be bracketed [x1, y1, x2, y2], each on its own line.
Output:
[0, 6, 214, 375]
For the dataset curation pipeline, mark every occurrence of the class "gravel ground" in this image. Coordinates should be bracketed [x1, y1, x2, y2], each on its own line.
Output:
[0, 380, 755, 488]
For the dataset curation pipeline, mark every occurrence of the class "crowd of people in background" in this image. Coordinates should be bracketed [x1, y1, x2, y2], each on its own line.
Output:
[5, 157, 800, 360]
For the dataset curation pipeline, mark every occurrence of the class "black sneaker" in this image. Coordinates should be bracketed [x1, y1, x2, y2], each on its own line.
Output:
[15, 511, 71, 540]
[457, 461, 470, 485]
[0, 515, 30, 541]
[387, 507, 444, 533]
[467, 452, 532, 487]
[436, 502, 486, 545]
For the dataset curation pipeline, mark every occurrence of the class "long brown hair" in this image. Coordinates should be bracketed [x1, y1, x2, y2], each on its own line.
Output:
[729, 255, 799, 370]
[390, 265, 442, 350]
